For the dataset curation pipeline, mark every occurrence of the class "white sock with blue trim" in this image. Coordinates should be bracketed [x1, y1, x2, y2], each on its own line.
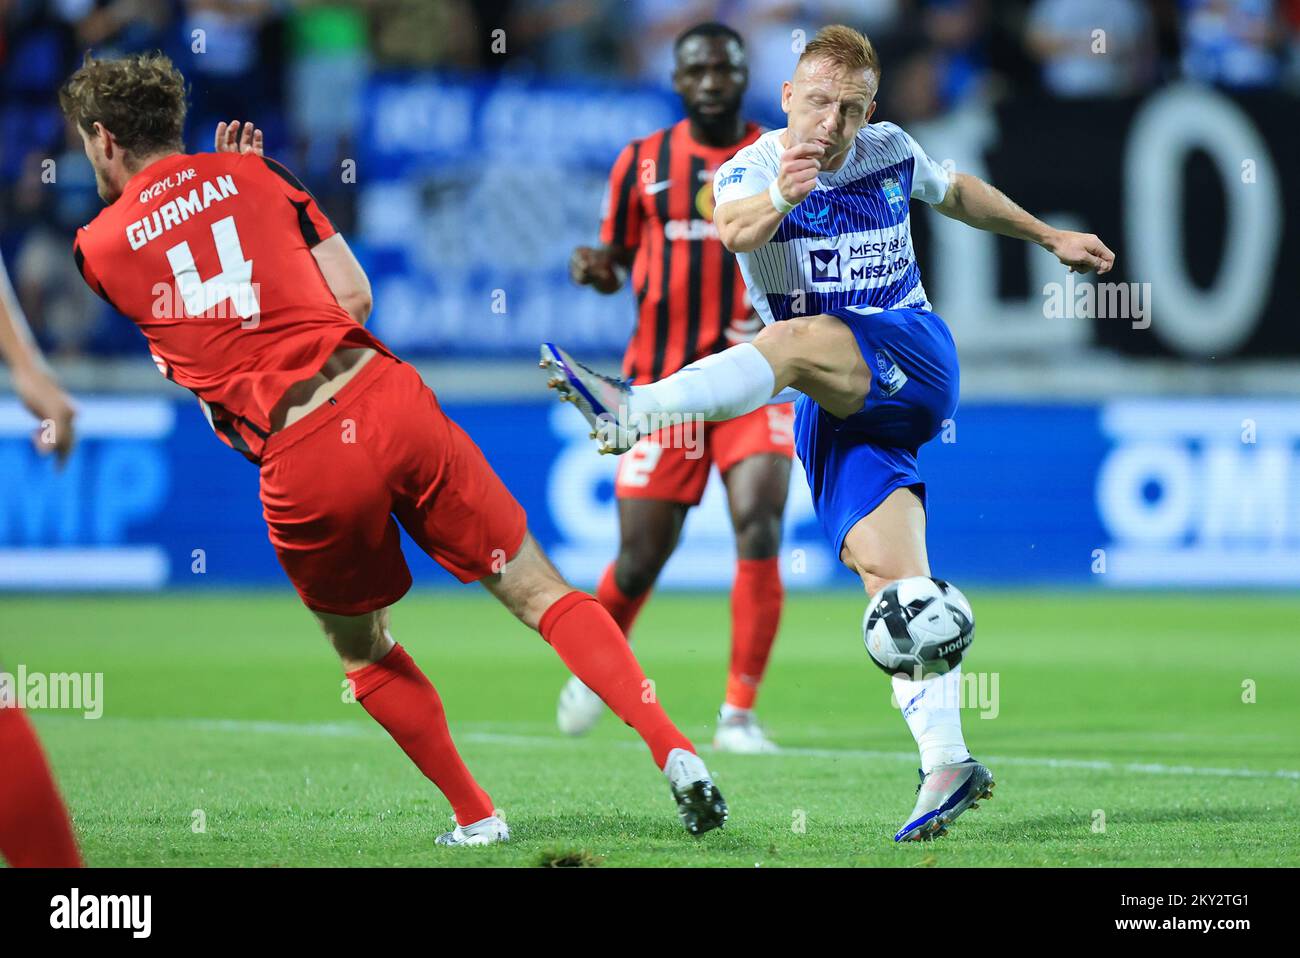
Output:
[629, 342, 775, 423]
[890, 665, 971, 774]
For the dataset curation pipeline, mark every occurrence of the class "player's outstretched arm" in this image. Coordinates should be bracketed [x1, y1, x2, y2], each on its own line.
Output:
[715, 142, 823, 253]
[935, 172, 1115, 275]
[0, 255, 76, 462]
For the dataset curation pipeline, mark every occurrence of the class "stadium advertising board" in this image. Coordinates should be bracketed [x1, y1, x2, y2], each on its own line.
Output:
[357, 75, 1299, 360]
[2, 396, 1295, 591]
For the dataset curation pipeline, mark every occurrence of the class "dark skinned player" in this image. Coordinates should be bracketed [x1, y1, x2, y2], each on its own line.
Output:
[561, 22, 792, 752]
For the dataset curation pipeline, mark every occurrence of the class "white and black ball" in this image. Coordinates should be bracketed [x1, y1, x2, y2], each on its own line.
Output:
[863, 577, 974, 678]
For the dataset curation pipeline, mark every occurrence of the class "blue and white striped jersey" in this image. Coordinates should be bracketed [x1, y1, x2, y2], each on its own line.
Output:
[712, 122, 950, 325]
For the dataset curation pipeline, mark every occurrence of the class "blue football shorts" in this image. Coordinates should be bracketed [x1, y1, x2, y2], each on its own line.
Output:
[793, 305, 960, 557]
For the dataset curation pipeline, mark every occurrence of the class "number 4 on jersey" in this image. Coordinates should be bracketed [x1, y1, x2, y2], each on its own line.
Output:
[165, 215, 260, 321]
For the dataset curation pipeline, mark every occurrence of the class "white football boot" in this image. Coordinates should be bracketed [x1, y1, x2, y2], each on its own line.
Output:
[556, 675, 606, 736]
[539, 343, 641, 454]
[663, 748, 728, 836]
[712, 705, 779, 754]
[893, 759, 995, 842]
[434, 814, 510, 847]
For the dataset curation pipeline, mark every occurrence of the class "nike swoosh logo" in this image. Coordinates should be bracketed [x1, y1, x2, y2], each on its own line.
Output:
[644, 180, 673, 195]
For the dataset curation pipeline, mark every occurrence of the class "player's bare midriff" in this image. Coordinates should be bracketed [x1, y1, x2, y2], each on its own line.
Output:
[269, 345, 377, 433]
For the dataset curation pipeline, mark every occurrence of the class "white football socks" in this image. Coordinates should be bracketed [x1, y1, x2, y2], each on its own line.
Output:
[629, 342, 776, 423]
[718, 702, 752, 723]
[891, 665, 971, 774]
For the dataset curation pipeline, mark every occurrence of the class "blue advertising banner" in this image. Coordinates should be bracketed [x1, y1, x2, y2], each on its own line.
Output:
[2, 396, 1296, 593]
[346, 76, 1300, 362]
[354, 73, 681, 357]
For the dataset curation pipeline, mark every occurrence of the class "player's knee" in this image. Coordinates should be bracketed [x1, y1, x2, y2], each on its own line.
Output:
[732, 508, 783, 559]
[614, 526, 678, 596]
[613, 546, 664, 597]
[753, 317, 807, 381]
[318, 608, 390, 665]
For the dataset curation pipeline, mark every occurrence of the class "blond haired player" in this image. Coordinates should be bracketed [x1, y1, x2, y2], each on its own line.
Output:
[545, 25, 1114, 841]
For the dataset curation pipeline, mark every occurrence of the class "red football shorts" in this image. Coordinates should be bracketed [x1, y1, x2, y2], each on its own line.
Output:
[614, 402, 795, 505]
[259, 354, 528, 616]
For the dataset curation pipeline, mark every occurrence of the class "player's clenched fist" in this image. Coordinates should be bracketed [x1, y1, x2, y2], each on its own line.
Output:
[1045, 229, 1116, 276]
[569, 246, 623, 294]
[774, 141, 824, 210]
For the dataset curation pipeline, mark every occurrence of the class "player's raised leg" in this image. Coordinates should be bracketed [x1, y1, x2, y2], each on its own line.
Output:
[482, 533, 727, 836]
[318, 607, 508, 847]
[838, 489, 994, 842]
[556, 496, 686, 736]
[542, 311, 870, 452]
[714, 446, 790, 753]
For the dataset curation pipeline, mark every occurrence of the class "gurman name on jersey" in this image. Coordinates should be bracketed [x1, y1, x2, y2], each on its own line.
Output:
[126, 174, 239, 251]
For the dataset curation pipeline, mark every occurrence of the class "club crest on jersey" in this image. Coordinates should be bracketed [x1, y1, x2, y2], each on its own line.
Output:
[874, 347, 908, 396]
[881, 176, 906, 213]
[809, 247, 839, 283]
[695, 182, 715, 220]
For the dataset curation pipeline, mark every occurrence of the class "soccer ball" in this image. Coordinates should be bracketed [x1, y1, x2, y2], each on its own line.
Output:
[863, 577, 974, 678]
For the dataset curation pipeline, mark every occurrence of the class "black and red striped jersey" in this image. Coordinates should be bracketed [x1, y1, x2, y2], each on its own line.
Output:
[599, 119, 764, 384]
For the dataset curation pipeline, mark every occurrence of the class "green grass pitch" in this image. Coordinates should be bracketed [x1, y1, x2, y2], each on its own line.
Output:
[6, 590, 1298, 867]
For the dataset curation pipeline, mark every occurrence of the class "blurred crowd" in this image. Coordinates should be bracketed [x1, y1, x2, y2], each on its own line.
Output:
[2, 0, 1300, 358]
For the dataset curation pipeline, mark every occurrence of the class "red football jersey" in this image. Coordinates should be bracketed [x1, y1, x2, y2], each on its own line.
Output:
[73, 151, 391, 462]
[599, 119, 764, 384]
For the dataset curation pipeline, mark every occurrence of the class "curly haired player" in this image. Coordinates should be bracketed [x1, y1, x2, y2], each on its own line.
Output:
[60, 52, 727, 846]
[561, 22, 792, 753]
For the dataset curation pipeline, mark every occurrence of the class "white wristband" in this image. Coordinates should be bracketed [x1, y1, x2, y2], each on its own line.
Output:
[768, 179, 796, 214]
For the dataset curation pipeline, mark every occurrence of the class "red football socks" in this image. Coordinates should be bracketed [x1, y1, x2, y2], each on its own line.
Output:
[347, 644, 494, 826]
[540, 591, 693, 768]
[596, 562, 652, 638]
[0, 707, 83, 867]
[725, 557, 784, 710]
